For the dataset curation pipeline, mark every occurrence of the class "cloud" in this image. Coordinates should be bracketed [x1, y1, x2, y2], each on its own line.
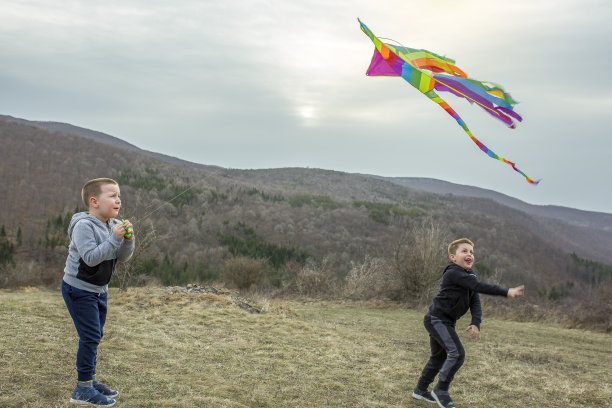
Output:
[0, 0, 611, 212]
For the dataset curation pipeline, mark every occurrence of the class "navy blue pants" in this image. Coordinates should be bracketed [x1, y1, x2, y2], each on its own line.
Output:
[417, 313, 466, 390]
[62, 281, 107, 382]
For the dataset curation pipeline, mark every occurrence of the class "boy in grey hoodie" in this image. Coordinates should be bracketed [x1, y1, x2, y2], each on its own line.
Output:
[62, 178, 134, 406]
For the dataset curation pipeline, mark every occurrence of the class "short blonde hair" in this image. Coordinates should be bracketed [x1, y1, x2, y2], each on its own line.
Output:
[448, 238, 474, 256]
[82, 178, 118, 208]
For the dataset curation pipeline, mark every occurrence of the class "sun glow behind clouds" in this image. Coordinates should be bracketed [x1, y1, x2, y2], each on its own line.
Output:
[297, 105, 316, 122]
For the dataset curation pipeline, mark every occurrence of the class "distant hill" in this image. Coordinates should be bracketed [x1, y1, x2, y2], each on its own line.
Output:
[4, 114, 609, 233]
[374, 176, 612, 232]
[1, 114, 611, 302]
[4, 114, 609, 229]
[227, 168, 612, 266]
[0, 114, 222, 172]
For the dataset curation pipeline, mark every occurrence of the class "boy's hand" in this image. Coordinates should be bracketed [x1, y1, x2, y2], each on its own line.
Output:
[466, 325, 480, 340]
[508, 285, 525, 298]
[113, 220, 134, 240]
[121, 219, 134, 240]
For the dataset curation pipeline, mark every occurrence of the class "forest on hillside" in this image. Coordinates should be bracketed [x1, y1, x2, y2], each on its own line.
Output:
[1, 119, 611, 331]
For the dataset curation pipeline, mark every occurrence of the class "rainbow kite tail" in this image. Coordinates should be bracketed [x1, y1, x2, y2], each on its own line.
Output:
[427, 92, 540, 185]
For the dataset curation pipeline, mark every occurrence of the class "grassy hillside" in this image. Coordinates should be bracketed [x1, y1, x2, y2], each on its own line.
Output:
[0, 288, 610, 407]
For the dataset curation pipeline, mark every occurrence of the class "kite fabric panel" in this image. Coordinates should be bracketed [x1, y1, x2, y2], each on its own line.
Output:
[359, 19, 539, 185]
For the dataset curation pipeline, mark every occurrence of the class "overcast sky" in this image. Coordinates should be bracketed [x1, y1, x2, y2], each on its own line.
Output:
[2, 0, 611, 213]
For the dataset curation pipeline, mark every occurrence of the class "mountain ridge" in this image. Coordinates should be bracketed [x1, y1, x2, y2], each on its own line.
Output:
[2, 114, 611, 285]
[372, 176, 612, 232]
[3, 113, 609, 228]
[0, 114, 222, 172]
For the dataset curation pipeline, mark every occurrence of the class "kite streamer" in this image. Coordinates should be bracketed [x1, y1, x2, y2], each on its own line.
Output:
[358, 19, 539, 184]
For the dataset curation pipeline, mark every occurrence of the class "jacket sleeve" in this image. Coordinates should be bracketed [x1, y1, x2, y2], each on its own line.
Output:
[72, 221, 122, 267]
[447, 268, 509, 297]
[116, 238, 135, 262]
[470, 292, 483, 329]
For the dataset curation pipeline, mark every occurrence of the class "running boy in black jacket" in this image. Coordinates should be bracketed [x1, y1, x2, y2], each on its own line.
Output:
[412, 238, 524, 408]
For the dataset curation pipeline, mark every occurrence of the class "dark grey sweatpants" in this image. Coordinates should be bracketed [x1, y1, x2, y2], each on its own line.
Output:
[416, 313, 466, 390]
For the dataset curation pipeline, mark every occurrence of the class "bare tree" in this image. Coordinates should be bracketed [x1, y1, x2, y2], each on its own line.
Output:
[281, 256, 342, 298]
[393, 217, 450, 304]
[222, 256, 267, 290]
[344, 255, 395, 300]
[114, 222, 158, 291]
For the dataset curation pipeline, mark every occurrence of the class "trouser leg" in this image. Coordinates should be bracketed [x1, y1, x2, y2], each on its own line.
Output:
[417, 314, 465, 390]
[93, 292, 107, 376]
[62, 281, 105, 382]
[417, 314, 446, 389]
[429, 315, 465, 385]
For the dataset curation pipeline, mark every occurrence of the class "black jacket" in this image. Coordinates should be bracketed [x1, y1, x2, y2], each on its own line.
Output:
[429, 262, 509, 329]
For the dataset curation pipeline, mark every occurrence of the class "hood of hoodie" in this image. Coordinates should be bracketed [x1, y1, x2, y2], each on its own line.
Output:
[444, 262, 474, 276]
[67, 212, 108, 239]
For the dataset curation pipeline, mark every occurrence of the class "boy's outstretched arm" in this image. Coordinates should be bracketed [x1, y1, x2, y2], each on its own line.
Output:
[507, 285, 525, 298]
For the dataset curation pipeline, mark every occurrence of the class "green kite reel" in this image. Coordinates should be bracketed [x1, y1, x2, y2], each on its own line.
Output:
[121, 219, 133, 239]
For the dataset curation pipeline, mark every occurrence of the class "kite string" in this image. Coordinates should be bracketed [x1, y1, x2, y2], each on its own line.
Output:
[134, 185, 195, 223]
[123, 168, 225, 225]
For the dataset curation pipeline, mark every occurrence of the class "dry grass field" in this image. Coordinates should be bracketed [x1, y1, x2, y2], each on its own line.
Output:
[0, 287, 610, 407]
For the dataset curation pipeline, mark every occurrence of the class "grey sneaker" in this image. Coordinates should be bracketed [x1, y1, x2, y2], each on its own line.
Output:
[412, 387, 436, 403]
[93, 380, 119, 398]
[70, 384, 116, 406]
[432, 388, 455, 408]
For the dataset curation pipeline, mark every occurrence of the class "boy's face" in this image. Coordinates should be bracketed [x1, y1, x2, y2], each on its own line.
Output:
[450, 243, 474, 270]
[90, 183, 121, 221]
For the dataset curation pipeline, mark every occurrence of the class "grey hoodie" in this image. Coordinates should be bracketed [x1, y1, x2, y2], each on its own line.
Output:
[63, 212, 135, 293]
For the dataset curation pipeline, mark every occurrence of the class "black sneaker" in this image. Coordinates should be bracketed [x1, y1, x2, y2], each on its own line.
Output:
[412, 387, 436, 403]
[432, 388, 455, 408]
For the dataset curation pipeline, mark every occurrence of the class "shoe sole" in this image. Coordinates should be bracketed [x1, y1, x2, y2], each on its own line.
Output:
[412, 392, 436, 403]
[70, 397, 116, 407]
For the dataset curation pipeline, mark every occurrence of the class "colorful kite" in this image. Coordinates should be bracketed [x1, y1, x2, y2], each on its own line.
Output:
[358, 19, 539, 184]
